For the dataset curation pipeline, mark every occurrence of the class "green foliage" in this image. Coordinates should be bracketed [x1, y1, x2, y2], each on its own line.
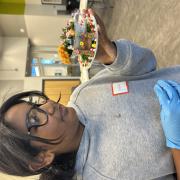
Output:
[87, 24, 92, 33]
[81, 54, 89, 62]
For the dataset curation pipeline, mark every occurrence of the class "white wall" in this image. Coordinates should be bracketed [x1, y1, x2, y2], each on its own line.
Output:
[24, 14, 69, 46]
[25, 0, 42, 5]
[0, 37, 29, 80]
[0, 27, 2, 57]
[24, 0, 69, 46]
[25, 0, 64, 5]
[0, 36, 2, 57]
[0, 80, 24, 105]
[24, 77, 42, 91]
[25, 4, 66, 16]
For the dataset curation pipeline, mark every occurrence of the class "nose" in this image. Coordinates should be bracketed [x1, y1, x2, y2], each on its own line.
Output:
[40, 100, 55, 115]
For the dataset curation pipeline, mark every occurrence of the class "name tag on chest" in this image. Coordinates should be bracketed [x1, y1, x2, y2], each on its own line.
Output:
[112, 81, 129, 95]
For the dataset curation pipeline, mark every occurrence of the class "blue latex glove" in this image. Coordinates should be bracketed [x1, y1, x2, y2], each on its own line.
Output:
[154, 80, 180, 149]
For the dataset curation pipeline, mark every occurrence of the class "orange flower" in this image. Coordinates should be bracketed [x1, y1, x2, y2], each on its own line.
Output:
[66, 29, 75, 37]
[57, 44, 71, 64]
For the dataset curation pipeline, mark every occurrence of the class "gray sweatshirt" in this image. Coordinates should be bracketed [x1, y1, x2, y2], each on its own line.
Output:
[68, 39, 180, 180]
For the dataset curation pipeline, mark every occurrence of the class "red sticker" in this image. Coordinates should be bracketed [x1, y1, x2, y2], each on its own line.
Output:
[112, 81, 129, 96]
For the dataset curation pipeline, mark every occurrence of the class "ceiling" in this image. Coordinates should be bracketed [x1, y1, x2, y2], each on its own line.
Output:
[0, 14, 27, 37]
[0, 0, 70, 46]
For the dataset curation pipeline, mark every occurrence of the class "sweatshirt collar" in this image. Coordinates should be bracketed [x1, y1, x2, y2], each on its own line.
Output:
[67, 102, 90, 178]
[75, 127, 90, 179]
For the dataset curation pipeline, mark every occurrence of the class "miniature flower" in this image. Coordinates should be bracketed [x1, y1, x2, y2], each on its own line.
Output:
[80, 41, 84, 47]
[92, 43, 96, 48]
[57, 44, 71, 64]
[66, 29, 75, 38]
[74, 49, 80, 54]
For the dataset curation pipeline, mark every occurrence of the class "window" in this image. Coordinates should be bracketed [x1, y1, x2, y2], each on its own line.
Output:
[28, 46, 80, 77]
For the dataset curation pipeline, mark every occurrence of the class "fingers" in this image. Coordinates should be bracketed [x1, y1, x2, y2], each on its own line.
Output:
[87, 8, 93, 15]
[157, 80, 173, 100]
[87, 9, 100, 23]
[154, 83, 169, 107]
[166, 80, 180, 95]
[87, 9, 111, 49]
[82, 8, 104, 29]
[155, 80, 179, 104]
[87, 9, 106, 34]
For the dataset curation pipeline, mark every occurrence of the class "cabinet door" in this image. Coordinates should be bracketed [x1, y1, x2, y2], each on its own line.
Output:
[43, 79, 80, 105]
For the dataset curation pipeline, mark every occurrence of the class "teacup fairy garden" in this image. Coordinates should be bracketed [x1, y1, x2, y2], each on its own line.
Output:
[58, 10, 98, 67]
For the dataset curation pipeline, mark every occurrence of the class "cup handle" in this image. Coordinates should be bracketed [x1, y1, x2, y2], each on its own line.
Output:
[80, 65, 89, 83]
[79, 0, 88, 12]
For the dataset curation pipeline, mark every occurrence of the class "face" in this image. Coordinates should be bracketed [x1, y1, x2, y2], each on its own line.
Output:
[5, 100, 83, 154]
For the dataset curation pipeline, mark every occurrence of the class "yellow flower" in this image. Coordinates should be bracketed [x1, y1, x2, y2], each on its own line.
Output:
[80, 41, 84, 47]
[92, 43, 96, 48]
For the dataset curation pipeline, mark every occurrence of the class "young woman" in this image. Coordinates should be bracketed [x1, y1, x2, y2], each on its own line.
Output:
[0, 9, 180, 180]
[0, 91, 82, 180]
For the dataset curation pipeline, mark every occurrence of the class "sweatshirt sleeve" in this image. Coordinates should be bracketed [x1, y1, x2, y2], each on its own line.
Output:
[104, 39, 157, 76]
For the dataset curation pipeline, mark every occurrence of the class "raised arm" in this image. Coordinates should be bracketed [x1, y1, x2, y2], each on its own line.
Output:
[105, 40, 157, 76]
[154, 80, 180, 179]
[89, 9, 157, 76]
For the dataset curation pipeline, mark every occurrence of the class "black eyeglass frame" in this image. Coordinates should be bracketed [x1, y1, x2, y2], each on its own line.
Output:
[26, 104, 49, 136]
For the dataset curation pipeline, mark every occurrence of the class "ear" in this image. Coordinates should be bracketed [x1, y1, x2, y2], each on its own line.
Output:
[29, 151, 55, 172]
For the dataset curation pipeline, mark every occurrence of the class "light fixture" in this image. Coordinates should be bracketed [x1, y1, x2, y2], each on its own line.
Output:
[20, 28, 25, 33]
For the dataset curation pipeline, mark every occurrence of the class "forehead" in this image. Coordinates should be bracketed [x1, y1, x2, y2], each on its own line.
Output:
[5, 103, 32, 133]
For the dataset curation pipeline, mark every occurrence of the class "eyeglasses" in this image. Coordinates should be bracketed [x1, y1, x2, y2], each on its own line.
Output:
[22, 95, 48, 105]
[24, 94, 61, 137]
[25, 95, 49, 136]
[26, 104, 49, 136]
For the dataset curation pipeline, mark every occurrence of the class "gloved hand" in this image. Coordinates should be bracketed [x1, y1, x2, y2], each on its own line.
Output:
[154, 80, 180, 149]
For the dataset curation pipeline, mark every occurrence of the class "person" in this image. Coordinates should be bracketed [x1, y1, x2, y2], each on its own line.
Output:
[0, 9, 180, 180]
[154, 80, 180, 180]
